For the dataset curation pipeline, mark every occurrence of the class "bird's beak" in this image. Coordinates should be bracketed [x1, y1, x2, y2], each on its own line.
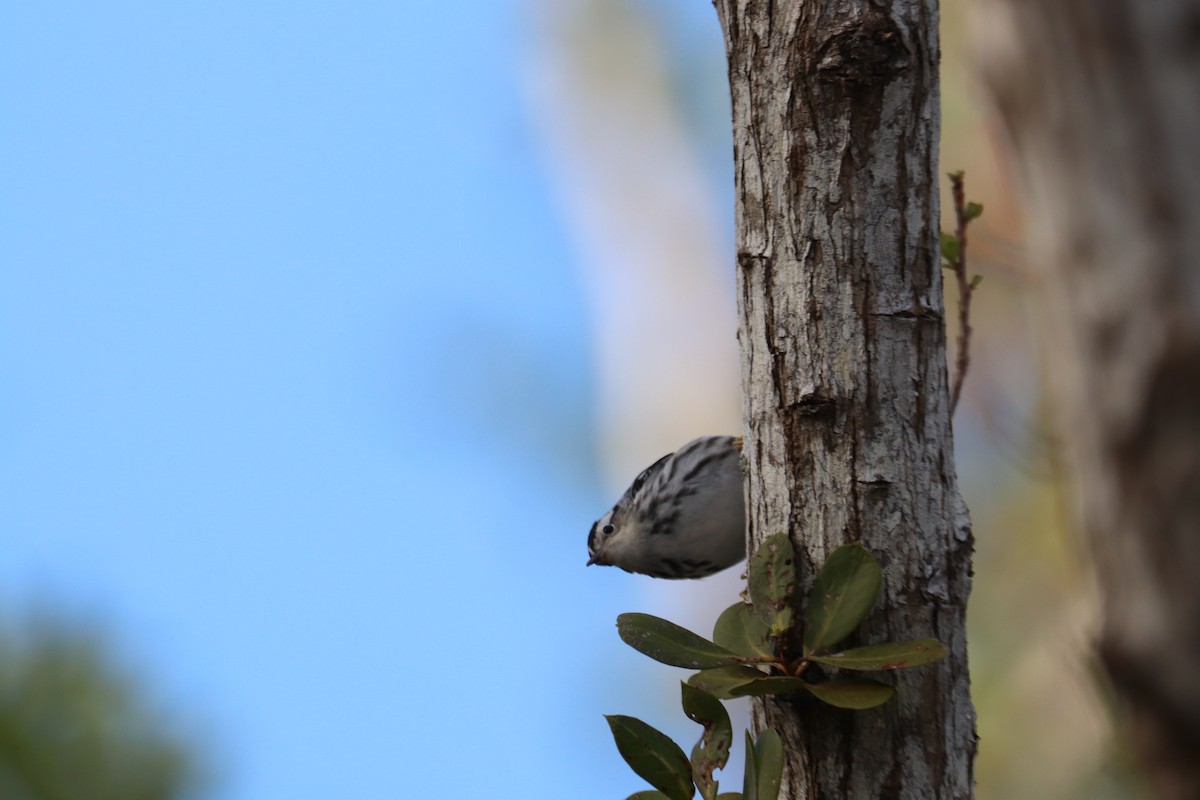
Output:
[586, 556, 598, 566]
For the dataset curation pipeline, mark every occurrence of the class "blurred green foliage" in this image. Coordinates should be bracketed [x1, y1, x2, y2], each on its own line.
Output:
[0, 619, 201, 800]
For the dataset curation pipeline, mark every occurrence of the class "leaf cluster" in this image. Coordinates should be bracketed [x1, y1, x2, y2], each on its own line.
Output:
[605, 685, 781, 800]
[605, 535, 948, 798]
[618, 535, 946, 708]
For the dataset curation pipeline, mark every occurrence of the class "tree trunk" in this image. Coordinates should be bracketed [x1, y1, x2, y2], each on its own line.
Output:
[712, 1, 975, 797]
[975, 2, 1200, 797]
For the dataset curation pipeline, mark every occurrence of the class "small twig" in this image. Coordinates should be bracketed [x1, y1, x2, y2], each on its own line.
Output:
[945, 171, 982, 414]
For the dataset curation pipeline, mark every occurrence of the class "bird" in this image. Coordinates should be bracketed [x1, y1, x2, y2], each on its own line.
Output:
[587, 435, 745, 579]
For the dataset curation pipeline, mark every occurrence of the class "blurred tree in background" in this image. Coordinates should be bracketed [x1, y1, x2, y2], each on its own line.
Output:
[976, 1, 1200, 796]
[0, 618, 202, 800]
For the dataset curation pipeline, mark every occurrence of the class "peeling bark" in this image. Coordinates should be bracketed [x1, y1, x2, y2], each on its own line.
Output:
[712, 1, 975, 797]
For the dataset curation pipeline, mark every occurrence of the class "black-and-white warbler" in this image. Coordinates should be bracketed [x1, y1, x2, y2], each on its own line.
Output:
[586, 435, 746, 579]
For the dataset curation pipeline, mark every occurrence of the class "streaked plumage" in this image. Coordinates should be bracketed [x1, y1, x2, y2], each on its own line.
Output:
[586, 435, 745, 579]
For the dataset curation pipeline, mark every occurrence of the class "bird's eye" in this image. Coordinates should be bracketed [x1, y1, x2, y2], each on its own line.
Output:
[603, 524, 615, 535]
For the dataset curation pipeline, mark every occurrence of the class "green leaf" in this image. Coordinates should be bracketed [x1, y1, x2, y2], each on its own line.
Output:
[606, 715, 696, 800]
[947, 169, 964, 181]
[712, 602, 773, 660]
[802, 544, 881, 655]
[626, 793, 672, 800]
[618, 613, 744, 669]
[803, 679, 894, 709]
[681, 683, 731, 734]
[687, 666, 767, 699]
[963, 201, 984, 221]
[747, 533, 796, 637]
[681, 683, 733, 787]
[726, 677, 808, 698]
[741, 731, 757, 800]
[940, 232, 960, 265]
[752, 729, 784, 800]
[807, 638, 948, 671]
[969, 274, 983, 289]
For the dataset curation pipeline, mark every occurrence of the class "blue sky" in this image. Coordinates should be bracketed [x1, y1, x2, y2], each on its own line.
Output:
[0, 2, 744, 797]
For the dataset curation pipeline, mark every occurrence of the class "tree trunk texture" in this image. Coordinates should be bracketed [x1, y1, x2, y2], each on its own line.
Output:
[975, 2, 1200, 797]
[712, 1, 975, 798]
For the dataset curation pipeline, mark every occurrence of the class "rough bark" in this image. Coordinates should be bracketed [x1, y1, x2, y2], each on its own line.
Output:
[711, 1, 975, 797]
[975, 2, 1200, 797]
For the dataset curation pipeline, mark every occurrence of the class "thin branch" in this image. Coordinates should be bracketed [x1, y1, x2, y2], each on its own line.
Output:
[946, 172, 981, 414]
